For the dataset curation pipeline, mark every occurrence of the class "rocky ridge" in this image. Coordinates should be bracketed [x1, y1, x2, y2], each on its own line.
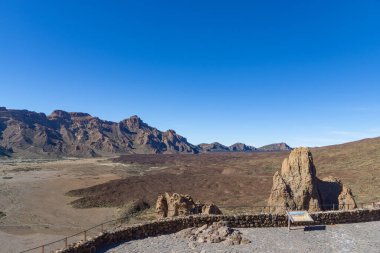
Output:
[258, 142, 292, 152]
[0, 107, 198, 157]
[197, 142, 291, 152]
[0, 107, 291, 157]
[197, 142, 231, 152]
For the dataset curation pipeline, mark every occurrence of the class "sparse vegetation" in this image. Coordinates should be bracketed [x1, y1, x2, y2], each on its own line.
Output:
[117, 199, 150, 222]
[10, 167, 41, 172]
[70, 137, 380, 210]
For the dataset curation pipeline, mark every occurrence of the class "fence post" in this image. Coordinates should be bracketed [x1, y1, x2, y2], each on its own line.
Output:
[101, 223, 104, 232]
[332, 204, 335, 210]
[361, 203, 364, 209]
[84, 230, 87, 242]
[65, 237, 68, 248]
[41, 245, 44, 253]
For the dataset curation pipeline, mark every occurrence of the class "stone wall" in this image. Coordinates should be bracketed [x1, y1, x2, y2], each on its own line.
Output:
[57, 208, 380, 253]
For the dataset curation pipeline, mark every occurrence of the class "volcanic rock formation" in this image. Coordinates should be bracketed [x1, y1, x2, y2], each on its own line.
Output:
[268, 147, 356, 213]
[155, 193, 222, 218]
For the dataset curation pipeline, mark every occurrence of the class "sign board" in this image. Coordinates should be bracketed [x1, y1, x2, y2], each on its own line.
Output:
[287, 211, 314, 223]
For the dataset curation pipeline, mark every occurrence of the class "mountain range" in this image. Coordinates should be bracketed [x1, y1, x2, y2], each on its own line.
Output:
[197, 142, 291, 152]
[0, 107, 291, 158]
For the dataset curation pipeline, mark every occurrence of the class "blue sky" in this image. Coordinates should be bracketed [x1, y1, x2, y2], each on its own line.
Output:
[1, 1, 380, 147]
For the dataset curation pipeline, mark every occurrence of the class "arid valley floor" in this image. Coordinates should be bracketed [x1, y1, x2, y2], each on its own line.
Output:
[1, 137, 380, 252]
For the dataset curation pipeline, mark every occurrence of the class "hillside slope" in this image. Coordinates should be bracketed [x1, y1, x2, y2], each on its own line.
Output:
[0, 107, 198, 157]
[68, 137, 380, 208]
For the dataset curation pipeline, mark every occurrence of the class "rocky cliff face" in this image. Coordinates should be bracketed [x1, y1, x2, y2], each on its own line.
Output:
[0, 107, 198, 157]
[268, 147, 356, 213]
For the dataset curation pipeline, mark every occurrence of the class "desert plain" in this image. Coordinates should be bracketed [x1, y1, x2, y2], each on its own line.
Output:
[1, 137, 380, 252]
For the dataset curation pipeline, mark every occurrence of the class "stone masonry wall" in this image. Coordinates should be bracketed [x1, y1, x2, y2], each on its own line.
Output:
[57, 208, 380, 253]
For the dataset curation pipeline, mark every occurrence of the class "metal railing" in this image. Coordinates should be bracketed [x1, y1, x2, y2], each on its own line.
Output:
[19, 217, 126, 253]
[19, 201, 380, 253]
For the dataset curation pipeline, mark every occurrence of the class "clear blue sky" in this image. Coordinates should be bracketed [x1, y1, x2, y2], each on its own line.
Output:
[1, 1, 380, 147]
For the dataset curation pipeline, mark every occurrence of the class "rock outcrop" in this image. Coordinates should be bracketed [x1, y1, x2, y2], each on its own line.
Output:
[176, 221, 250, 245]
[155, 193, 222, 218]
[268, 147, 356, 213]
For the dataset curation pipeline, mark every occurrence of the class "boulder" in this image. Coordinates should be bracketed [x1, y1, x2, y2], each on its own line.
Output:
[166, 193, 196, 217]
[201, 203, 222, 215]
[268, 147, 356, 213]
[156, 194, 169, 218]
[155, 193, 222, 218]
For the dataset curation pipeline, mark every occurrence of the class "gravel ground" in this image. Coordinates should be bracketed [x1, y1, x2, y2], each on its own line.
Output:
[104, 221, 380, 253]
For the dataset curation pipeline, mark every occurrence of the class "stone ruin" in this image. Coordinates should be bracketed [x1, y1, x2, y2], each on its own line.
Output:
[268, 147, 357, 213]
[155, 192, 222, 218]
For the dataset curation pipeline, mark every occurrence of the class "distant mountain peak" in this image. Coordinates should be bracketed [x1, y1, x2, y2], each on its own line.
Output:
[121, 115, 147, 132]
[49, 110, 92, 119]
[129, 115, 142, 120]
[197, 142, 230, 152]
[258, 142, 292, 152]
[229, 143, 257, 152]
[69, 112, 91, 118]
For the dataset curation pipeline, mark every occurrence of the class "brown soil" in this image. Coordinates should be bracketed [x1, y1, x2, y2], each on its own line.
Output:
[69, 137, 380, 210]
[2, 137, 380, 251]
[68, 152, 288, 209]
[0, 158, 123, 251]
